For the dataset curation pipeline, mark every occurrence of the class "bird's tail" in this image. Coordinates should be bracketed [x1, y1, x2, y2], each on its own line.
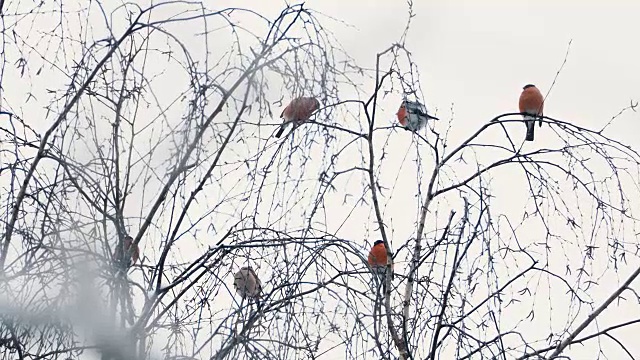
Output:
[374, 266, 394, 281]
[524, 115, 535, 141]
[275, 124, 286, 138]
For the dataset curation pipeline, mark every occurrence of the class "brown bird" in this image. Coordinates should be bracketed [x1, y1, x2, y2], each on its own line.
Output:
[275, 96, 320, 138]
[123, 235, 140, 265]
[368, 240, 394, 279]
[396, 100, 438, 132]
[233, 267, 262, 300]
[518, 84, 544, 141]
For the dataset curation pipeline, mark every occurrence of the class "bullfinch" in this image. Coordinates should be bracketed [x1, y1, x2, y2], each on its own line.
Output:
[122, 235, 139, 266]
[233, 266, 262, 301]
[275, 96, 321, 138]
[368, 240, 394, 280]
[396, 100, 438, 132]
[518, 84, 544, 141]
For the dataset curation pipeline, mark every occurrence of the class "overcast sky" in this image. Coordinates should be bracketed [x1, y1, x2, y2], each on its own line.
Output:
[4, 1, 640, 359]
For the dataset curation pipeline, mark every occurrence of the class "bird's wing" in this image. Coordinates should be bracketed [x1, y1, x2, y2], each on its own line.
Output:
[296, 99, 313, 121]
[413, 108, 428, 117]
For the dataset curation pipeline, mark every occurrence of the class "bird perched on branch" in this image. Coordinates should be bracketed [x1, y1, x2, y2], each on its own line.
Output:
[518, 84, 544, 141]
[368, 240, 394, 280]
[275, 96, 321, 138]
[122, 235, 140, 266]
[396, 100, 438, 132]
[233, 267, 262, 301]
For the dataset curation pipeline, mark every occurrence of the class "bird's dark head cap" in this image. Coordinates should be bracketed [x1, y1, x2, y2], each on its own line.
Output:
[523, 84, 536, 90]
[373, 240, 384, 246]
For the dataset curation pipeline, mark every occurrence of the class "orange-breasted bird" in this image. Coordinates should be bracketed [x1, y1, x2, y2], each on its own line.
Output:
[396, 100, 438, 132]
[518, 84, 544, 141]
[233, 266, 262, 301]
[123, 235, 140, 265]
[275, 96, 321, 138]
[368, 240, 394, 280]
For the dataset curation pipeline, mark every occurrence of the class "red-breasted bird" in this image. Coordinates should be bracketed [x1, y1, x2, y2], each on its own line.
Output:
[123, 235, 140, 265]
[396, 100, 439, 132]
[518, 84, 544, 141]
[233, 267, 262, 300]
[275, 96, 321, 138]
[368, 240, 394, 279]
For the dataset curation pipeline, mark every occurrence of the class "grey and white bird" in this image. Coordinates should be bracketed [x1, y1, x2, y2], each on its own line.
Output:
[396, 100, 439, 132]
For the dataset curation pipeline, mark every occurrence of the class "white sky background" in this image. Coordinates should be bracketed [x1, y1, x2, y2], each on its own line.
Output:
[2, 0, 640, 359]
